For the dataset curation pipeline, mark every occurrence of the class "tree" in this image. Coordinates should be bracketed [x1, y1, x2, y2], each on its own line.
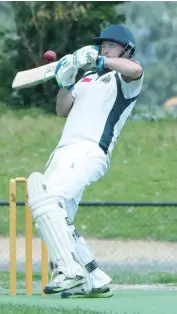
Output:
[1, 1, 124, 112]
[117, 2, 177, 108]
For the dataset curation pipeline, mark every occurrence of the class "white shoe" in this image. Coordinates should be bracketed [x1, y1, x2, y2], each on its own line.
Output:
[43, 268, 85, 295]
[60, 284, 113, 298]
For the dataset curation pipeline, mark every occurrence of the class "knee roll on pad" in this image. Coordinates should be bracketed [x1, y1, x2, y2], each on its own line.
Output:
[27, 172, 84, 278]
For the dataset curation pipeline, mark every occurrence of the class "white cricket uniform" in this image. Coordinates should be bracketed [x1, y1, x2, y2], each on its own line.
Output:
[45, 69, 144, 222]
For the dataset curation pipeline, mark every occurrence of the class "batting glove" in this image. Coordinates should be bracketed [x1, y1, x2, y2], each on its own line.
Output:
[73, 45, 105, 72]
[55, 54, 78, 91]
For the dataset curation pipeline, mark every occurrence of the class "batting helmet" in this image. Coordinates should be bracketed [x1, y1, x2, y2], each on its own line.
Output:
[93, 24, 136, 58]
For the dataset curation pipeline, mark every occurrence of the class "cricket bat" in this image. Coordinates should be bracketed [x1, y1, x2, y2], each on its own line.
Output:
[12, 61, 59, 90]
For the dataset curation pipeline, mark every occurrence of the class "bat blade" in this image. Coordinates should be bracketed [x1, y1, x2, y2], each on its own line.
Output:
[12, 61, 59, 90]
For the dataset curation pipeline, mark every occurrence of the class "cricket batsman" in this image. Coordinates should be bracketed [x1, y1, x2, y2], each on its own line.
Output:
[27, 24, 144, 298]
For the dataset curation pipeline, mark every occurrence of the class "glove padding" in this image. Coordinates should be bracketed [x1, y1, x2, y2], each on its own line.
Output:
[55, 54, 78, 91]
[55, 48, 105, 91]
[73, 45, 100, 70]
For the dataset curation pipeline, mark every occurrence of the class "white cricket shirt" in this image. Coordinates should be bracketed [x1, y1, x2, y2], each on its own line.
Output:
[57, 69, 144, 156]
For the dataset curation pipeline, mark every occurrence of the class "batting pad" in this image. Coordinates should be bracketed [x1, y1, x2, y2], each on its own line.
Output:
[27, 172, 84, 278]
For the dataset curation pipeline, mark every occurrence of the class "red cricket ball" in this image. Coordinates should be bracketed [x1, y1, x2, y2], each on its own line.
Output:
[44, 50, 57, 62]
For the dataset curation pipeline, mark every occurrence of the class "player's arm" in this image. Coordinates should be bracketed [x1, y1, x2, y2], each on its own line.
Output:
[55, 54, 78, 117]
[73, 46, 143, 82]
[104, 57, 143, 82]
[56, 89, 74, 117]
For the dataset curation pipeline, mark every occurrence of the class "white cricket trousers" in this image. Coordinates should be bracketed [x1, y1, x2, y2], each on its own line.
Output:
[44, 141, 112, 288]
[44, 140, 109, 222]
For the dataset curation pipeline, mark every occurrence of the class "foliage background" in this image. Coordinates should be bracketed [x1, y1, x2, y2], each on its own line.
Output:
[0, 1, 176, 114]
[118, 2, 177, 110]
[0, 1, 124, 112]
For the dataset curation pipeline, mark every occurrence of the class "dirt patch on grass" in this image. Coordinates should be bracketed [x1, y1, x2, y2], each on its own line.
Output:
[1, 237, 177, 263]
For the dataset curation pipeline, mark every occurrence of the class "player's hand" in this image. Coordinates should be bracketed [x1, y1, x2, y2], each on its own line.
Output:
[55, 54, 78, 91]
[73, 45, 98, 70]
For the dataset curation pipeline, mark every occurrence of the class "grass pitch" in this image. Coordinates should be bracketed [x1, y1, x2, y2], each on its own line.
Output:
[0, 109, 177, 240]
[0, 290, 177, 314]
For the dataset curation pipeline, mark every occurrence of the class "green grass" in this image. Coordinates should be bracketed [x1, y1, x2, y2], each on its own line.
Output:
[0, 304, 104, 314]
[1, 204, 177, 240]
[111, 271, 177, 285]
[1, 291, 177, 314]
[1, 108, 177, 239]
[1, 271, 177, 290]
[1, 271, 177, 314]
[76, 205, 177, 240]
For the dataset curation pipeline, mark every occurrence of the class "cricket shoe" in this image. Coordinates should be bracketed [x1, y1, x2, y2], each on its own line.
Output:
[43, 269, 85, 295]
[60, 284, 113, 298]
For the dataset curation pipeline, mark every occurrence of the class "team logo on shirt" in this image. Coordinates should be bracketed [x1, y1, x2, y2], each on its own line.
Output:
[81, 77, 92, 83]
[100, 74, 111, 84]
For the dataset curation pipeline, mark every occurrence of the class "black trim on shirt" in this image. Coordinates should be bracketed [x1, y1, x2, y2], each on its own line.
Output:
[99, 72, 138, 154]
